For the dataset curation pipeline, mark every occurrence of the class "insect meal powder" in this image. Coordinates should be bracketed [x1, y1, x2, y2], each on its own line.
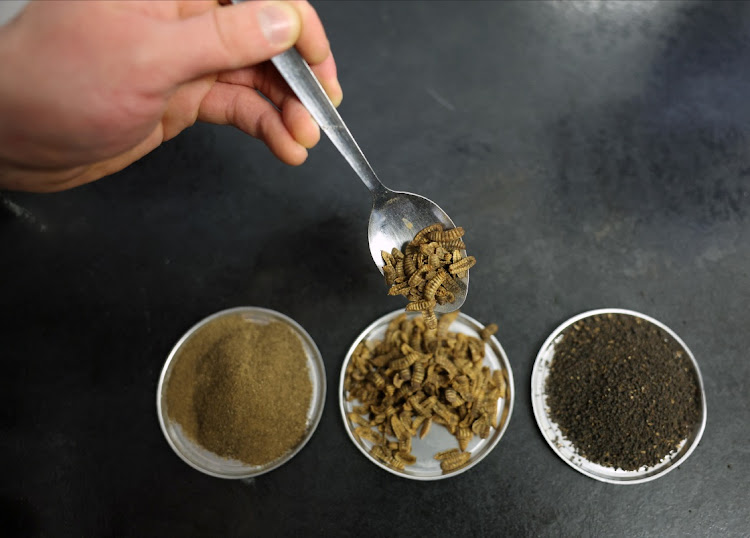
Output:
[545, 313, 701, 471]
[166, 314, 312, 466]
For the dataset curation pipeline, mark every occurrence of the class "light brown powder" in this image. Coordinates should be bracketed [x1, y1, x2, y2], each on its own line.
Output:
[166, 314, 312, 466]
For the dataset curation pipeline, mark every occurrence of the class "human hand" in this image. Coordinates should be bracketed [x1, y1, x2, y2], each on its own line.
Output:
[0, 0, 342, 192]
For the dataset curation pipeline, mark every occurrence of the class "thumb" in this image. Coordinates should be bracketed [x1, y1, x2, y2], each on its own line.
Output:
[164, 1, 302, 83]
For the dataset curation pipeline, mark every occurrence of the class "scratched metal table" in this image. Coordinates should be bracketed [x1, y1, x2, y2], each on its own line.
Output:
[1, 1, 748, 535]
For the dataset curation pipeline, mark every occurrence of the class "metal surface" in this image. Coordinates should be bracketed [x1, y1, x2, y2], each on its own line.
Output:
[339, 309, 514, 480]
[157, 307, 326, 479]
[270, 48, 468, 312]
[531, 308, 707, 485]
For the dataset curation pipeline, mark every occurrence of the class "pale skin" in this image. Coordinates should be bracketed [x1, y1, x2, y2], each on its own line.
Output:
[0, 0, 342, 193]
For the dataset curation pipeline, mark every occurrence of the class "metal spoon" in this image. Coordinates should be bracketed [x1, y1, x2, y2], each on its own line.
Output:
[271, 49, 468, 312]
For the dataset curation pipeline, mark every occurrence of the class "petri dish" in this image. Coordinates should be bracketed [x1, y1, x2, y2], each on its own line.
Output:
[157, 307, 326, 479]
[339, 309, 514, 480]
[531, 308, 707, 485]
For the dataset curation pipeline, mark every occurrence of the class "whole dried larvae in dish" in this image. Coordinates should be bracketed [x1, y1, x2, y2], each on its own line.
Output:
[344, 311, 506, 474]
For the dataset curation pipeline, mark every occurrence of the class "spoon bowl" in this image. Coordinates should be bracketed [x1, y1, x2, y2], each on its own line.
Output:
[368, 189, 468, 312]
[270, 48, 469, 312]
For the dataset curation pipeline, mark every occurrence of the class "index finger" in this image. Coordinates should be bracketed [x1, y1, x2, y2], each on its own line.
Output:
[288, 1, 342, 105]
[232, 0, 341, 104]
[286, 1, 330, 65]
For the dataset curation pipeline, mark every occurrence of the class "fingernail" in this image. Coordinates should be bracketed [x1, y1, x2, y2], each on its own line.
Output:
[258, 2, 300, 47]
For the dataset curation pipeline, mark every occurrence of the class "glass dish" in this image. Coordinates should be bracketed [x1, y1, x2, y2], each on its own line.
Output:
[531, 308, 707, 484]
[157, 307, 326, 479]
[339, 309, 514, 480]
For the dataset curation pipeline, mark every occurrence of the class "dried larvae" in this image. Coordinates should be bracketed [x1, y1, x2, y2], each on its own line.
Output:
[370, 445, 405, 471]
[427, 227, 465, 243]
[405, 299, 437, 312]
[344, 311, 507, 473]
[382, 224, 474, 327]
[433, 448, 462, 461]
[448, 256, 476, 278]
[439, 450, 472, 473]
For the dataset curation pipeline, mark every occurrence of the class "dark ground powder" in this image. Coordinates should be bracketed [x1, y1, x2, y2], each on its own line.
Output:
[545, 313, 701, 470]
[165, 314, 312, 466]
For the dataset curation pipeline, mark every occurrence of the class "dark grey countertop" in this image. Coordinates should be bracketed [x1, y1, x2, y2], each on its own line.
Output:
[2, 1, 748, 536]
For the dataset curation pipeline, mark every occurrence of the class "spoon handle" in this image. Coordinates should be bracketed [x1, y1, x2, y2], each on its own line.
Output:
[271, 48, 388, 197]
